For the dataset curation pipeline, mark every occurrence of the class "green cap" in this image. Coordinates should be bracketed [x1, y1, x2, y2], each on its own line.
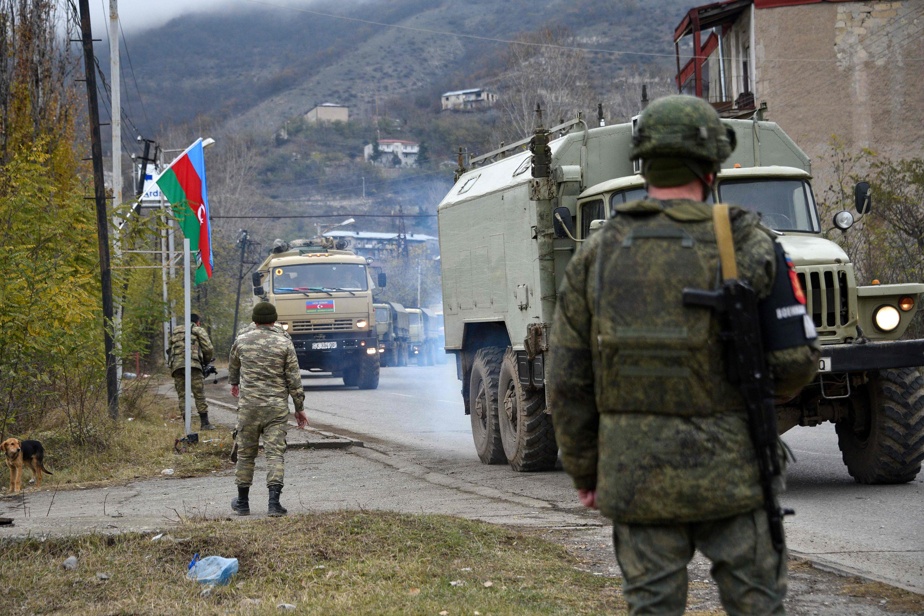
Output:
[252, 302, 278, 324]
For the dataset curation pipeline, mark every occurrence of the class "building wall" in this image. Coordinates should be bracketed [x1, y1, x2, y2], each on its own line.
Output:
[306, 105, 349, 124]
[753, 1, 924, 193]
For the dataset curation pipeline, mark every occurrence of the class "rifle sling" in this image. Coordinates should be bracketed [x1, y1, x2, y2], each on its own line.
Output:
[713, 203, 738, 281]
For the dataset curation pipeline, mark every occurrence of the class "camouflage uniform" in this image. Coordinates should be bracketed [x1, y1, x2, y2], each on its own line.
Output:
[228, 325, 304, 489]
[168, 323, 214, 423]
[548, 95, 819, 615]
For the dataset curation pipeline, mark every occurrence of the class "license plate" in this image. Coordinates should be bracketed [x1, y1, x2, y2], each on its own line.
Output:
[818, 357, 832, 373]
[311, 341, 337, 350]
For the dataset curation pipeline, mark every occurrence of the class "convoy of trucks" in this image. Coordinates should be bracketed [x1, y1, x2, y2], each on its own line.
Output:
[436, 113, 924, 482]
[250, 236, 384, 389]
[374, 301, 410, 367]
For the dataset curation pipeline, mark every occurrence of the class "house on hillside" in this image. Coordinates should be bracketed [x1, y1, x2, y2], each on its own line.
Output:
[305, 103, 349, 124]
[440, 88, 497, 112]
[673, 0, 923, 181]
[364, 139, 420, 168]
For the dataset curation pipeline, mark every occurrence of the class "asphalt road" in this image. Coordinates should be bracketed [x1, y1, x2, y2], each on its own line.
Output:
[298, 360, 924, 595]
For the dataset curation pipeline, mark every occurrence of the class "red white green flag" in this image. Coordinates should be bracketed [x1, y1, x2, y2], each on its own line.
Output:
[154, 139, 213, 284]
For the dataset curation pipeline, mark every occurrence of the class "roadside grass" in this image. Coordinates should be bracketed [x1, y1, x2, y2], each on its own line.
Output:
[1, 511, 622, 615]
[1, 378, 233, 493]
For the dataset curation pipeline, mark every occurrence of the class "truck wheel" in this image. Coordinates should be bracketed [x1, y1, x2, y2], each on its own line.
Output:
[343, 365, 359, 387]
[469, 347, 505, 464]
[498, 349, 558, 472]
[836, 367, 924, 484]
[357, 353, 380, 390]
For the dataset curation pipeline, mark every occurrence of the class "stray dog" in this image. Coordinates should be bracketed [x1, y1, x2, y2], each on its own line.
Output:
[1, 438, 53, 494]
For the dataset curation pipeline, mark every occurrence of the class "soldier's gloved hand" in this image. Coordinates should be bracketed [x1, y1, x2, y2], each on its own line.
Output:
[294, 409, 309, 430]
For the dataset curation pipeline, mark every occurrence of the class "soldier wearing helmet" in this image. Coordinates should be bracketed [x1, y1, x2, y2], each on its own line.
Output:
[548, 95, 819, 615]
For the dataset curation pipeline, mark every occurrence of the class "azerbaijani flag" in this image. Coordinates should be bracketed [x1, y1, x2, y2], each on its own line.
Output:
[154, 139, 213, 284]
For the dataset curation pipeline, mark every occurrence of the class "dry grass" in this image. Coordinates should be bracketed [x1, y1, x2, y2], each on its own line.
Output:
[1, 511, 622, 615]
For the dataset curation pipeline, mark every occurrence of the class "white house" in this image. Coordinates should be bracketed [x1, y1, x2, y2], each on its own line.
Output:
[363, 139, 420, 168]
[440, 88, 497, 112]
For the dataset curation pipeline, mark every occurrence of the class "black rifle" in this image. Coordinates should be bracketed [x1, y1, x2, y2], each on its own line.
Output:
[683, 280, 793, 552]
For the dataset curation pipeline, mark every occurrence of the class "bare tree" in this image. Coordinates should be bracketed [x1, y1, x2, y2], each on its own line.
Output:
[493, 27, 596, 143]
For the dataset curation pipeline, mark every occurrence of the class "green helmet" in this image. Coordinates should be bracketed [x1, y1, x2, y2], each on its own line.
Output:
[630, 95, 736, 168]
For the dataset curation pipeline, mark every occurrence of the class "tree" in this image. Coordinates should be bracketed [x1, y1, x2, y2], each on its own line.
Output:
[0, 0, 107, 438]
[493, 27, 596, 143]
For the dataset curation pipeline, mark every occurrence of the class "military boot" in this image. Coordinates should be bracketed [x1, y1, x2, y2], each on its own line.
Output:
[231, 486, 250, 516]
[199, 413, 215, 431]
[268, 485, 287, 517]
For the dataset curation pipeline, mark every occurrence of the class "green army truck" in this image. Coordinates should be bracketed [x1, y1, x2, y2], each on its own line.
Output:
[437, 115, 924, 481]
[374, 301, 410, 367]
[251, 237, 384, 389]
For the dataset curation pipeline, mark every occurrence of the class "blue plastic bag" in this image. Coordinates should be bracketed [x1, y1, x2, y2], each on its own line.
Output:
[186, 554, 239, 585]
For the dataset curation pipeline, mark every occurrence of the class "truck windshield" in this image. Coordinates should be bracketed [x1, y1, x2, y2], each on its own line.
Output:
[273, 263, 369, 293]
[717, 179, 819, 232]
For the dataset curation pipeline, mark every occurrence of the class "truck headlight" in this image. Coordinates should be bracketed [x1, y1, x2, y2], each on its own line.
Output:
[873, 305, 901, 332]
[356, 319, 368, 329]
[280, 322, 289, 331]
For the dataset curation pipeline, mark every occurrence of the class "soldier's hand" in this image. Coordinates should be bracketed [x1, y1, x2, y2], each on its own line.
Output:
[578, 488, 598, 510]
[231, 384, 240, 398]
[295, 409, 309, 429]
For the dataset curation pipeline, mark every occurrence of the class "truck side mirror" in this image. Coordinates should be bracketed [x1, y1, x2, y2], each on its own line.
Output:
[251, 271, 265, 296]
[378, 272, 387, 288]
[552, 207, 575, 239]
[854, 181, 872, 214]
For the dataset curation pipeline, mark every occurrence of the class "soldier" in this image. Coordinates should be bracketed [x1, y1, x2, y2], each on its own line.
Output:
[548, 95, 819, 615]
[229, 301, 307, 517]
[168, 313, 215, 431]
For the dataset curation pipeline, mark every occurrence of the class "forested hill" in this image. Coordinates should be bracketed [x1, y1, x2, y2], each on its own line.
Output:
[120, 0, 690, 136]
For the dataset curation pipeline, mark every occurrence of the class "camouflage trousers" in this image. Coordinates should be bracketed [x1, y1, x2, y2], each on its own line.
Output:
[234, 404, 289, 488]
[612, 508, 787, 616]
[173, 368, 208, 415]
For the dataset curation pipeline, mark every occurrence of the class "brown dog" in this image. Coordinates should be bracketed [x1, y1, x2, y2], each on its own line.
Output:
[1, 438, 53, 494]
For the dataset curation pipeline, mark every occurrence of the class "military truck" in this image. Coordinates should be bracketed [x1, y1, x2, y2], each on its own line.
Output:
[437, 115, 924, 481]
[251, 236, 384, 389]
[374, 301, 410, 367]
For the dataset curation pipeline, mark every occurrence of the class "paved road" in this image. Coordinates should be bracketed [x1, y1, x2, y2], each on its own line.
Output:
[298, 360, 924, 595]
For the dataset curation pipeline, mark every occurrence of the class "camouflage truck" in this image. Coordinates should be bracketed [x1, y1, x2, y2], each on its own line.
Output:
[437, 115, 924, 481]
[251, 237, 385, 389]
[374, 301, 410, 367]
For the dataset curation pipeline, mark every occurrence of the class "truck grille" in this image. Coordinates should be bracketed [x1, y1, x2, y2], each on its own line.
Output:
[797, 266, 851, 333]
[290, 319, 354, 333]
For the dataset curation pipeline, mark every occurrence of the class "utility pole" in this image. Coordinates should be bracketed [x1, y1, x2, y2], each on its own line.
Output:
[79, 0, 119, 419]
[231, 229, 251, 347]
[109, 0, 123, 391]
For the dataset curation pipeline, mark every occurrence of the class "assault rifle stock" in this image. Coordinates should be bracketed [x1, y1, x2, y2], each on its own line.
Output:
[683, 280, 793, 552]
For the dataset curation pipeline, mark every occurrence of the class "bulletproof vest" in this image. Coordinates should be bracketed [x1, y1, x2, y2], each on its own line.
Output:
[594, 200, 744, 416]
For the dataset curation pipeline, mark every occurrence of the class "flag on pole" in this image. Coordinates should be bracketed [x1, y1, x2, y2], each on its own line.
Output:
[154, 139, 213, 284]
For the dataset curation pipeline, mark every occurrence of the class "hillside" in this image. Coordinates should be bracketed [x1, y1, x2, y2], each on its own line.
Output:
[121, 0, 690, 137]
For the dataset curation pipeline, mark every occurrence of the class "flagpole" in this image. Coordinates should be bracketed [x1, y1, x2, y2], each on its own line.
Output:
[184, 237, 192, 437]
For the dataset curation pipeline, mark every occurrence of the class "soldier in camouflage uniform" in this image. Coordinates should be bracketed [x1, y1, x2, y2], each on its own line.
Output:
[229, 302, 307, 517]
[168, 313, 215, 431]
[549, 95, 819, 615]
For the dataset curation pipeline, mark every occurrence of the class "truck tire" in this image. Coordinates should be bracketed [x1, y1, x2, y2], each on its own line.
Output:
[836, 367, 924, 484]
[497, 349, 558, 472]
[343, 365, 359, 387]
[469, 347, 505, 464]
[357, 353, 380, 390]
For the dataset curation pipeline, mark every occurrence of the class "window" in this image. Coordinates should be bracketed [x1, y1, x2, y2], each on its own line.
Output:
[273, 263, 369, 294]
[718, 179, 819, 232]
[609, 188, 647, 217]
[580, 199, 605, 238]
